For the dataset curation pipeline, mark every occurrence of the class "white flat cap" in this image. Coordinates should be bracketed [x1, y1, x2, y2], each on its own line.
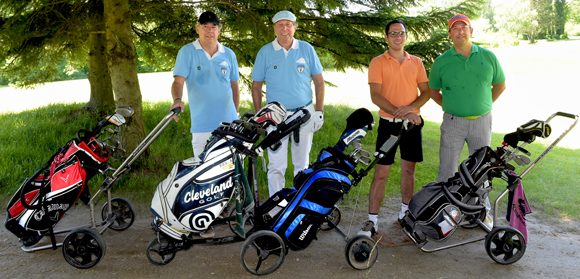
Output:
[272, 11, 296, 23]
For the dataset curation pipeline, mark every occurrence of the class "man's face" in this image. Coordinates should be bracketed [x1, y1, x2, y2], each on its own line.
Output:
[196, 23, 221, 45]
[274, 20, 296, 44]
[448, 21, 472, 46]
[385, 23, 407, 52]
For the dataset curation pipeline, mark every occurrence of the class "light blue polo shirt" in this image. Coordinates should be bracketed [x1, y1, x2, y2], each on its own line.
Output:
[173, 39, 239, 133]
[252, 38, 323, 109]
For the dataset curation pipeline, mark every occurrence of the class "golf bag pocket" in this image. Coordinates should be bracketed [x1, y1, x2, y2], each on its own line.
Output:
[411, 204, 464, 242]
[257, 188, 296, 228]
[284, 213, 321, 250]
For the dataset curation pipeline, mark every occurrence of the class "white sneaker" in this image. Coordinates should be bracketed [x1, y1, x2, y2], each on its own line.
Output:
[398, 210, 405, 223]
[483, 214, 494, 230]
[358, 220, 378, 237]
[200, 226, 215, 238]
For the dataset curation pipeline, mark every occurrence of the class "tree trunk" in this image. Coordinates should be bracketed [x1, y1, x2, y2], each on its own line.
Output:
[104, 0, 146, 156]
[85, 0, 115, 114]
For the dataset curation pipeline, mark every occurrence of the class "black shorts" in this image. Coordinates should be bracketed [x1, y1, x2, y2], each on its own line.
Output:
[375, 116, 424, 165]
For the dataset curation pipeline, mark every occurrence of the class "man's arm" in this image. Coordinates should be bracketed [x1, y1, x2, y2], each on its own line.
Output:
[491, 81, 506, 102]
[370, 83, 397, 114]
[312, 73, 325, 111]
[392, 82, 431, 120]
[231, 81, 239, 115]
[370, 83, 421, 124]
[430, 88, 443, 106]
[251, 81, 263, 112]
[170, 75, 186, 121]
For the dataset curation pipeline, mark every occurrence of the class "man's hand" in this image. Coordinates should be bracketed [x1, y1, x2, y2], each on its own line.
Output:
[313, 110, 324, 132]
[392, 105, 413, 119]
[171, 99, 184, 122]
[401, 112, 421, 125]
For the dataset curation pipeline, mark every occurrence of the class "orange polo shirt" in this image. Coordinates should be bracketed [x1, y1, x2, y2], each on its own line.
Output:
[368, 51, 429, 118]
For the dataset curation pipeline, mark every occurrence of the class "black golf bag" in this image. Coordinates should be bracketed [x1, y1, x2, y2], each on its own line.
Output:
[400, 146, 508, 243]
[258, 108, 375, 251]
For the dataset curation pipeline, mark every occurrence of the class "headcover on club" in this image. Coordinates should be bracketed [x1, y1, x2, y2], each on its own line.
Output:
[334, 108, 375, 152]
[250, 101, 286, 129]
[503, 119, 552, 147]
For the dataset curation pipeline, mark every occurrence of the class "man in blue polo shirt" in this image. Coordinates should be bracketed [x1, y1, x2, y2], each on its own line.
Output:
[429, 14, 506, 229]
[170, 11, 240, 159]
[251, 10, 325, 197]
[169, 11, 239, 238]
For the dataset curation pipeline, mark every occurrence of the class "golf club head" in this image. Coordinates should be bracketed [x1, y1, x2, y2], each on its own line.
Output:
[358, 149, 371, 159]
[115, 147, 126, 156]
[351, 139, 362, 150]
[514, 154, 531, 166]
[104, 127, 118, 135]
[115, 106, 134, 117]
[104, 137, 120, 147]
[357, 155, 372, 165]
[107, 114, 126, 126]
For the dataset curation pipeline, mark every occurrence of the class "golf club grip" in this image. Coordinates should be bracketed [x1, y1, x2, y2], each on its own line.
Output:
[556, 112, 577, 119]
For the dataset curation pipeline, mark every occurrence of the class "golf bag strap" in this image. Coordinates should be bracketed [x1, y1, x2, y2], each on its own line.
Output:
[441, 184, 485, 213]
[293, 126, 300, 144]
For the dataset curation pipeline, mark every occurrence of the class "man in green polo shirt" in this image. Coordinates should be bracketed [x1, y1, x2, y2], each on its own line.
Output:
[429, 14, 506, 228]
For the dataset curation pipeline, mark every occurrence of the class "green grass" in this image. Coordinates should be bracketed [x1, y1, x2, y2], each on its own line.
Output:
[1, 102, 579, 222]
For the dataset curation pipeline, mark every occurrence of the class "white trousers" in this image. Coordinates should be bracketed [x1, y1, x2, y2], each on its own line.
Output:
[267, 103, 315, 196]
[191, 132, 213, 159]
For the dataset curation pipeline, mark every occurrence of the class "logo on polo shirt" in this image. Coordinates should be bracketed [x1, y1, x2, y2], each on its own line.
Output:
[221, 68, 227, 75]
[274, 64, 277, 69]
[197, 65, 201, 70]
[297, 65, 304, 73]
[296, 58, 306, 73]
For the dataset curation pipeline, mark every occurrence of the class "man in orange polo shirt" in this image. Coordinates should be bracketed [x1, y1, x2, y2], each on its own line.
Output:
[359, 20, 430, 238]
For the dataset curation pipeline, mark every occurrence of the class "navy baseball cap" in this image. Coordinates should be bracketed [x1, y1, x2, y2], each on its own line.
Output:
[199, 11, 220, 25]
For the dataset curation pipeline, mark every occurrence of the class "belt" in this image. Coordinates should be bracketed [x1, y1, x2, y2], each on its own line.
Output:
[287, 100, 312, 112]
[461, 110, 490, 120]
[381, 116, 414, 123]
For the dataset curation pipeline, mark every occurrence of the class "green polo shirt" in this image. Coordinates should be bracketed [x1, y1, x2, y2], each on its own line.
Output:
[428, 44, 505, 117]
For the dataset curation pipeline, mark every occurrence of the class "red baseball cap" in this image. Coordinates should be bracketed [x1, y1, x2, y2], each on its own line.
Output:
[448, 14, 471, 29]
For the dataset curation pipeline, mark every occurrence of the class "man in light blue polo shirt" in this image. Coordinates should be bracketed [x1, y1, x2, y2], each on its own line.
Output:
[251, 11, 325, 197]
[169, 11, 239, 238]
[170, 11, 240, 159]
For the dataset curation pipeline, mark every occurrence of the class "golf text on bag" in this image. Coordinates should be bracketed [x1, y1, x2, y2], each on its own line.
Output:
[183, 177, 234, 204]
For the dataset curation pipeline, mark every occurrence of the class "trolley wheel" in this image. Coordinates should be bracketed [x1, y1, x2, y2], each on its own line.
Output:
[485, 226, 526, 265]
[62, 228, 106, 269]
[345, 235, 379, 270]
[227, 206, 254, 238]
[320, 207, 341, 231]
[240, 230, 286, 275]
[101, 197, 135, 231]
[146, 235, 177, 266]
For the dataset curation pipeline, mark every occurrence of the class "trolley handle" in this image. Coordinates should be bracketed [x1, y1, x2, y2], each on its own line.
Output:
[556, 112, 577, 119]
[171, 107, 181, 115]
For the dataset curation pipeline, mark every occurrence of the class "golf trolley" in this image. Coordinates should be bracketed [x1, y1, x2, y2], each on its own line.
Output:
[399, 111, 578, 264]
[5, 107, 180, 269]
[146, 106, 408, 275]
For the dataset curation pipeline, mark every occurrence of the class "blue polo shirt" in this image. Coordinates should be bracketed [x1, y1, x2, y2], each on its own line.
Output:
[173, 39, 239, 133]
[252, 38, 323, 109]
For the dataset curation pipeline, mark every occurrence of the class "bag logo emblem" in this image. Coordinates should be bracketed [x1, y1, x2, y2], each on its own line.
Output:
[60, 174, 69, 183]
